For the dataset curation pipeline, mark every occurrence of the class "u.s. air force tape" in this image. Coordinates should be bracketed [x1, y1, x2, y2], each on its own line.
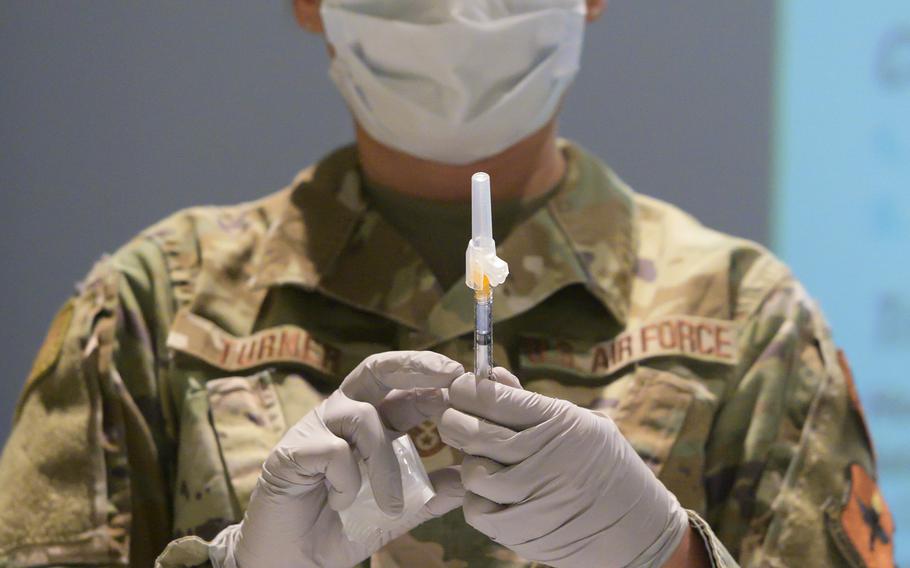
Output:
[520, 315, 739, 377]
[166, 310, 340, 375]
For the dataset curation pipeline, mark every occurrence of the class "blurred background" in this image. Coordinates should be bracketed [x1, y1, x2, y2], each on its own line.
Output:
[0, 1, 906, 562]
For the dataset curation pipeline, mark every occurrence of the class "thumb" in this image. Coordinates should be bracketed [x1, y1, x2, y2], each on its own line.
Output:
[389, 466, 465, 542]
[424, 466, 465, 517]
[491, 367, 522, 389]
[378, 388, 448, 433]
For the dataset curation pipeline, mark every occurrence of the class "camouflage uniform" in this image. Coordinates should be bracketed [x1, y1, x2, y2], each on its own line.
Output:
[0, 141, 893, 567]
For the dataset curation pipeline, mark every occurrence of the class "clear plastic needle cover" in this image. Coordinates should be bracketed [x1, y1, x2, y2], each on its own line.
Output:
[466, 172, 509, 379]
[465, 173, 509, 290]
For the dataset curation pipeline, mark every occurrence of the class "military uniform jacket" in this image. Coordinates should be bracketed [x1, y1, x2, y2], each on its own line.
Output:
[0, 142, 893, 568]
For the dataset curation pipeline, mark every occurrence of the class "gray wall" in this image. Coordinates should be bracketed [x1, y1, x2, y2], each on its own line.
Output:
[0, 1, 773, 443]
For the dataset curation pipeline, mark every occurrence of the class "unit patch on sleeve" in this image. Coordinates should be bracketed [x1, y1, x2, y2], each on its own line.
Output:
[837, 349, 877, 460]
[520, 315, 739, 378]
[167, 310, 340, 375]
[838, 463, 895, 568]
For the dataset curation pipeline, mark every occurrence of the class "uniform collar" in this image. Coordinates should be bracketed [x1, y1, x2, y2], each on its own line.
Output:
[249, 140, 638, 343]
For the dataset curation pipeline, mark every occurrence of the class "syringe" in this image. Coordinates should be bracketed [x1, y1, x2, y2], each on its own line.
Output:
[465, 172, 509, 380]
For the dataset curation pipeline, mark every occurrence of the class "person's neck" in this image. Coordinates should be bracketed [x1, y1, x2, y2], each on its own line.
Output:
[355, 119, 566, 203]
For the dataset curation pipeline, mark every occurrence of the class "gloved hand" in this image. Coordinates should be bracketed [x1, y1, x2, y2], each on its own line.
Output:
[437, 367, 690, 568]
[214, 351, 467, 568]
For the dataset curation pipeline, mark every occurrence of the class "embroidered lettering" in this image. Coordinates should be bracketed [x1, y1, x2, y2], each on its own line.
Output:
[167, 311, 341, 375]
[521, 315, 740, 378]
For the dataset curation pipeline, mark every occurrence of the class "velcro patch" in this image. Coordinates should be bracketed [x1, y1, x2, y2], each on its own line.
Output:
[166, 311, 340, 375]
[521, 315, 739, 377]
[837, 349, 877, 461]
[28, 300, 74, 382]
[841, 463, 894, 567]
[16, 299, 75, 420]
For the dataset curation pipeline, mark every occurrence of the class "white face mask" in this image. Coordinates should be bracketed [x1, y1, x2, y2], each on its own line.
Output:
[321, 0, 587, 165]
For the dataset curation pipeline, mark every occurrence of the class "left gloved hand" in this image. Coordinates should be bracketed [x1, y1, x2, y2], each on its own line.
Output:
[437, 367, 690, 568]
[211, 352, 466, 568]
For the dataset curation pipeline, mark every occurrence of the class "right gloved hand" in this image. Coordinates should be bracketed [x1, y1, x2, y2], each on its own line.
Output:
[213, 351, 466, 568]
[438, 368, 690, 568]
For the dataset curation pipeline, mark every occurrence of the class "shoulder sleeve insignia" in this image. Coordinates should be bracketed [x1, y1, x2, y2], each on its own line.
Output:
[837, 349, 877, 460]
[16, 300, 75, 420]
[840, 463, 895, 568]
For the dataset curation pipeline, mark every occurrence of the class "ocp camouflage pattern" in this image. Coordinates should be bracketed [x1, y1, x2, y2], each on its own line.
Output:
[0, 141, 889, 567]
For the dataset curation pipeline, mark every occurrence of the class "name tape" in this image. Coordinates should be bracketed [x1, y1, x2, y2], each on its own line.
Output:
[521, 315, 740, 377]
[167, 311, 340, 375]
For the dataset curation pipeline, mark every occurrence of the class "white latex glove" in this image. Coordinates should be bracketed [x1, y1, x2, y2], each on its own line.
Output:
[221, 351, 466, 568]
[437, 367, 689, 568]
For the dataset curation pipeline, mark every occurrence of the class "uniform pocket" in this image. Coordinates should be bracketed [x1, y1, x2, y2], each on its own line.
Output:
[206, 371, 323, 511]
[172, 381, 237, 538]
[610, 367, 719, 511]
[206, 372, 288, 512]
[171, 371, 325, 538]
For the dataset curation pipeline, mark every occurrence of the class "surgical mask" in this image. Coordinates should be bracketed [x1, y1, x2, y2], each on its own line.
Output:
[321, 0, 587, 165]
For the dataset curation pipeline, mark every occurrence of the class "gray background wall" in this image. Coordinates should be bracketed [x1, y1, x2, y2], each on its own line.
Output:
[0, 1, 773, 443]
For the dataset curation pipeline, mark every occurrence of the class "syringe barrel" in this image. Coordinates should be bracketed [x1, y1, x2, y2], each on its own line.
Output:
[474, 291, 493, 380]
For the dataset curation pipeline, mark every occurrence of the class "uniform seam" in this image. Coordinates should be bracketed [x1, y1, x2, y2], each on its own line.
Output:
[140, 233, 188, 452]
[756, 320, 835, 562]
[719, 270, 796, 409]
[84, 268, 131, 564]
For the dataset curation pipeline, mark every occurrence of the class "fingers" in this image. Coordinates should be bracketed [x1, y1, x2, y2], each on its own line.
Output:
[463, 491, 508, 542]
[342, 351, 465, 405]
[461, 455, 543, 506]
[448, 373, 571, 430]
[378, 387, 448, 432]
[387, 466, 466, 542]
[463, 480, 561, 548]
[262, 435, 361, 503]
[438, 407, 564, 464]
[463, 490, 557, 548]
[491, 366, 522, 388]
[423, 466, 465, 517]
[439, 408, 524, 464]
[321, 391, 403, 516]
[322, 439, 362, 511]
